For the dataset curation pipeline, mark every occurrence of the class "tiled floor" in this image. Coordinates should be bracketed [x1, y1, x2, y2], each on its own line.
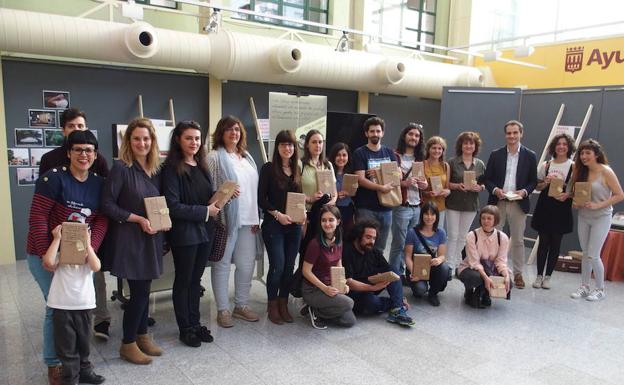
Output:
[1, 255, 623, 385]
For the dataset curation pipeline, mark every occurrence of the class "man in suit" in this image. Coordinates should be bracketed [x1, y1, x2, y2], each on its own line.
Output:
[484, 120, 537, 289]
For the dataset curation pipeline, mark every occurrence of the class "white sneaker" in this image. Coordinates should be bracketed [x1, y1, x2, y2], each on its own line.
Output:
[586, 289, 606, 301]
[532, 275, 543, 289]
[570, 285, 590, 299]
[541, 276, 551, 290]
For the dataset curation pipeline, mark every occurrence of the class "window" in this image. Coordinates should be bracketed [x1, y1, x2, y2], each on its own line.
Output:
[134, 0, 178, 9]
[364, 0, 436, 52]
[231, 0, 329, 34]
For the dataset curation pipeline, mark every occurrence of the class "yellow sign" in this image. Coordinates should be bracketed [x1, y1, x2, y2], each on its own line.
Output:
[474, 36, 624, 89]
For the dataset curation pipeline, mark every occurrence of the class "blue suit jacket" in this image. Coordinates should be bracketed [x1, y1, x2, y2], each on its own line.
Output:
[484, 145, 537, 213]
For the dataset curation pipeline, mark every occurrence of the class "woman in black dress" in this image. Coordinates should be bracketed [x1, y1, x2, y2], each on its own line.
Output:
[162, 121, 220, 347]
[101, 118, 166, 364]
[530, 134, 575, 289]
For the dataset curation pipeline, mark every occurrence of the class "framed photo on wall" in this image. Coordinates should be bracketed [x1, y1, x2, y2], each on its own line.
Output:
[28, 109, 57, 128]
[44, 129, 64, 147]
[7, 148, 29, 166]
[29, 148, 50, 167]
[42, 90, 70, 109]
[15, 128, 43, 147]
[16, 168, 39, 186]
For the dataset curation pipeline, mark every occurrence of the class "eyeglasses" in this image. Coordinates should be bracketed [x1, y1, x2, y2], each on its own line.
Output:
[70, 147, 95, 155]
[278, 143, 294, 148]
[225, 126, 241, 133]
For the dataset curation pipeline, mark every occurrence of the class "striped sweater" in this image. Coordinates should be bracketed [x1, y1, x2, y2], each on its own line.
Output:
[26, 166, 108, 258]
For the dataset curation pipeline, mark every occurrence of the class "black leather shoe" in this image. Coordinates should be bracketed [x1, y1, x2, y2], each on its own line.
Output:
[427, 294, 440, 307]
[481, 293, 492, 307]
[79, 369, 105, 384]
[179, 330, 201, 348]
[194, 325, 214, 343]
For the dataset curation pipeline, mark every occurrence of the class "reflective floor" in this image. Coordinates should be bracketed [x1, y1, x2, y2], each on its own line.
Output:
[1, 255, 623, 385]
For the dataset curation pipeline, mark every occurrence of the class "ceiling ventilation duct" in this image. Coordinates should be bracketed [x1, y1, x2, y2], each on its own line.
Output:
[124, 22, 159, 59]
[376, 59, 406, 85]
[270, 43, 303, 74]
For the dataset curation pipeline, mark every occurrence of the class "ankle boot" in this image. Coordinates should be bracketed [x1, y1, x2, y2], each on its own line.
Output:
[267, 300, 283, 325]
[136, 334, 163, 356]
[277, 298, 293, 323]
[120, 342, 152, 365]
[48, 365, 62, 385]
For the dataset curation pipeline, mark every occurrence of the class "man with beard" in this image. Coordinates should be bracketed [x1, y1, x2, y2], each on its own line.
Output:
[352, 116, 397, 251]
[343, 219, 414, 326]
[388, 123, 428, 275]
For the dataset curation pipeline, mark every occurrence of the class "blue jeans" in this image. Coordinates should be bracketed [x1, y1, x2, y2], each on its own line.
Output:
[262, 217, 302, 300]
[356, 208, 392, 252]
[349, 279, 403, 314]
[27, 254, 61, 367]
[388, 205, 420, 274]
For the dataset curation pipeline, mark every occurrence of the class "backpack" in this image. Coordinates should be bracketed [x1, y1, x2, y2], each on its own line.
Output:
[461, 229, 500, 260]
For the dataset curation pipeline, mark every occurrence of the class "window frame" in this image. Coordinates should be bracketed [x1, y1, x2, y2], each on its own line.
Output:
[375, 0, 436, 52]
[242, 0, 330, 34]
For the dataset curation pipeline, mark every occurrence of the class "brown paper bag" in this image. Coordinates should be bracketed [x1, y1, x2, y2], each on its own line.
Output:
[316, 169, 336, 195]
[411, 253, 431, 281]
[144, 196, 172, 231]
[380, 162, 401, 186]
[330, 266, 347, 294]
[59, 222, 88, 265]
[548, 178, 565, 198]
[412, 161, 425, 179]
[573, 182, 591, 206]
[371, 168, 401, 208]
[209, 180, 238, 209]
[464, 171, 477, 189]
[430, 175, 443, 194]
[489, 276, 507, 298]
[286, 192, 306, 223]
[343, 174, 359, 196]
[368, 271, 400, 284]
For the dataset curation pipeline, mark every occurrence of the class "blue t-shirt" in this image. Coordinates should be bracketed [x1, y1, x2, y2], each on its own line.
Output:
[405, 227, 447, 256]
[352, 145, 397, 211]
[335, 173, 353, 207]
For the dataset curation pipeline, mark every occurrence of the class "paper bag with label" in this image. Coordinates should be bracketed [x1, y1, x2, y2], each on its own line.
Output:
[286, 192, 306, 223]
[343, 174, 359, 196]
[330, 266, 347, 294]
[573, 182, 591, 206]
[411, 253, 431, 281]
[372, 167, 401, 208]
[464, 171, 477, 189]
[316, 169, 336, 195]
[209, 180, 238, 208]
[60, 222, 89, 265]
[412, 161, 424, 179]
[144, 196, 172, 231]
[548, 178, 565, 198]
[368, 271, 400, 284]
[489, 276, 507, 298]
[430, 176, 443, 195]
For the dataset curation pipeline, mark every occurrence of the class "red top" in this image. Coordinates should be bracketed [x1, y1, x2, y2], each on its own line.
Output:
[304, 237, 342, 286]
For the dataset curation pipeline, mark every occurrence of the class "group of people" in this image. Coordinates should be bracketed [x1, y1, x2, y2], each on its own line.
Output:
[26, 109, 623, 385]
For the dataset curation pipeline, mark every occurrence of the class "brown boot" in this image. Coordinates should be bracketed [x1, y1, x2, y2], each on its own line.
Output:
[120, 342, 152, 365]
[48, 365, 62, 385]
[136, 334, 163, 356]
[267, 300, 283, 325]
[278, 297, 293, 323]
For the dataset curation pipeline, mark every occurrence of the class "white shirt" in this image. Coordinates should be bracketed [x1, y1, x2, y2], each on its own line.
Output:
[229, 153, 259, 226]
[399, 153, 421, 205]
[47, 263, 96, 310]
[538, 159, 573, 192]
[502, 146, 520, 193]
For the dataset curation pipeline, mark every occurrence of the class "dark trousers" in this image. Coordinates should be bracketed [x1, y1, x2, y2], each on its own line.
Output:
[407, 262, 450, 297]
[262, 217, 302, 300]
[536, 232, 563, 277]
[53, 309, 92, 385]
[171, 242, 210, 331]
[337, 204, 355, 239]
[349, 279, 403, 315]
[458, 268, 512, 301]
[123, 279, 152, 343]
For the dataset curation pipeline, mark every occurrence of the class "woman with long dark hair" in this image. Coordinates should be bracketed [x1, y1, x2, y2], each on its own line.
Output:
[258, 130, 303, 324]
[569, 139, 623, 301]
[301, 129, 336, 210]
[162, 121, 220, 347]
[328, 142, 355, 235]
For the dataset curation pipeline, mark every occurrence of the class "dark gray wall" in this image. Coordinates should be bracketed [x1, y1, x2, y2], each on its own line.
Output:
[3, 59, 209, 259]
[369, 94, 441, 150]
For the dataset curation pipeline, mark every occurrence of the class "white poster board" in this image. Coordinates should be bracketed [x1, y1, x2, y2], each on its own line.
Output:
[555, 125, 576, 138]
[269, 92, 327, 153]
[114, 119, 174, 158]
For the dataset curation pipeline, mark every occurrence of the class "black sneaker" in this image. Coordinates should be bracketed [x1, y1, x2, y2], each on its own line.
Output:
[386, 307, 415, 326]
[79, 369, 105, 384]
[427, 294, 440, 307]
[308, 308, 327, 330]
[179, 330, 201, 348]
[93, 321, 110, 341]
[194, 325, 214, 343]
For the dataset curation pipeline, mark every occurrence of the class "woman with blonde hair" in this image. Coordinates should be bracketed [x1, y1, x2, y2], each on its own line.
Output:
[101, 117, 167, 364]
[423, 136, 451, 227]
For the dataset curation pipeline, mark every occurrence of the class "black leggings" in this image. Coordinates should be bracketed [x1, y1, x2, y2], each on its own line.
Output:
[536, 232, 563, 277]
[171, 242, 210, 331]
[123, 279, 152, 344]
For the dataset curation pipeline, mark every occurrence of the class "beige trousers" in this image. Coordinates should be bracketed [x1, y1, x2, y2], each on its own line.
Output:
[496, 200, 527, 275]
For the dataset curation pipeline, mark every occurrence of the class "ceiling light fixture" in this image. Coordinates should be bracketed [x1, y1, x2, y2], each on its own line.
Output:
[204, 8, 221, 34]
[335, 31, 349, 52]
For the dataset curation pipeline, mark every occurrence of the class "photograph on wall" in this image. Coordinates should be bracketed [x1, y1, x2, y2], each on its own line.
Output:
[15, 128, 43, 147]
[151, 119, 174, 157]
[28, 109, 57, 128]
[43, 90, 70, 109]
[17, 168, 39, 186]
[29, 148, 50, 167]
[44, 129, 64, 147]
[113, 124, 128, 158]
[7, 148, 29, 167]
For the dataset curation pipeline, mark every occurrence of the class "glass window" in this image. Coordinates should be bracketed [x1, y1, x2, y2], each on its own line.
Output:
[237, 0, 329, 34]
[134, 0, 177, 8]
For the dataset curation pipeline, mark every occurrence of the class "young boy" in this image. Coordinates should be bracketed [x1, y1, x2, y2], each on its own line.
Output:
[43, 224, 105, 385]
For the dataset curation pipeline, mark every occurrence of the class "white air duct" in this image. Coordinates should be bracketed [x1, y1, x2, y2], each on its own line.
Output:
[0, 8, 484, 99]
